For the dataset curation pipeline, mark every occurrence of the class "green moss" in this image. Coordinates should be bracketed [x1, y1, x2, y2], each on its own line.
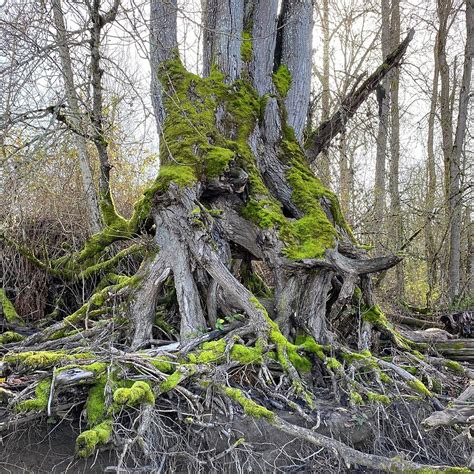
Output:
[412, 350, 425, 361]
[380, 372, 392, 384]
[113, 381, 155, 406]
[5, 351, 91, 369]
[272, 65, 292, 97]
[225, 386, 274, 420]
[296, 336, 326, 360]
[149, 356, 174, 373]
[367, 391, 391, 405]
[408, 379, 432, 397]
[160, 370, 185, 393]
[443, 360, 463, 374]
[0, 289, 21, 324]
[76, 419, 112, 458]
[85, 379, 107, 426]
[241, 31, 253, 62]
[326, 357, 342, 370]
[0, 331, 24, 344]
[230, 344, 263, 364]
[16, 378, 51, 412]
[350, 391, 364, 405]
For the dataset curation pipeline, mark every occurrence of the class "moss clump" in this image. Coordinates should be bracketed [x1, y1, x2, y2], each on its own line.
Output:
[76, 419, 112, 458]
[149, 356, 174, 373]
[0, 331, 24, 344]
[443, 360, 463, 374]
[16, 378, 51, 412]
[367, 391, 391, 404]
[241, 31, 253, 62]
[225, 386, 275, 420]
[113, 381, 155, 406]
[326, 357, 342, 370]
[296, 336, 326, 360]
[350, 391, 364, 405]
[5, 351, 91, 369]
[0, 289, 21, 324]
[230, 344, 263, 364]
[379, 372, 392, 384]
[408, 379, 432, 397]
[272, 65, 292, 97]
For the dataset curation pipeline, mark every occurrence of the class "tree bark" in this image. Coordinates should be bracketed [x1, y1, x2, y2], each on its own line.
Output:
[448, 0, 473, 303]
[51, 0, 102, 234]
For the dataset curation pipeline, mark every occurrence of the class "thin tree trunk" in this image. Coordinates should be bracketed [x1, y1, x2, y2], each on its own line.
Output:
[448, 0, 473, 303]
[424, 36, 440, 307]
[319, 0, 331, 186]
[51, 0, 102, 233]
[373, 0, 391, 245]
[389, 0, 404, 300]
[437, 0, 454, 302]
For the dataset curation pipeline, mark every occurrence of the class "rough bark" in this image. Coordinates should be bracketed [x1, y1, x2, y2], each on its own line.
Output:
[448, 0, 473, 303]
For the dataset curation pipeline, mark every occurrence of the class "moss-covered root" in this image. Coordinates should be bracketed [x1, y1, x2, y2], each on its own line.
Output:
[222, 386, 275, 420]
[113, 381, 155, 406]
[15, 378, 52, 412]
[0, 289, 22, 325]
[76, 419, 113, 458]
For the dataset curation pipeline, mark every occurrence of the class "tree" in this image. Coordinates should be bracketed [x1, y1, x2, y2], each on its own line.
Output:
[0, 1, 471, 472]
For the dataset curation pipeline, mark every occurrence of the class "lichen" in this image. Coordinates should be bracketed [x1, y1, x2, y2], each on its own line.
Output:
[113, 380, 155, 406]
[225, 386, 275, 420]
[272, 65, 292, 97]
[76, 419, 112, 458]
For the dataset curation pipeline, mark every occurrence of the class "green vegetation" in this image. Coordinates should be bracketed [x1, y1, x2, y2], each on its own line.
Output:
[113, 380, 155, 406]
[76, 419, 113, 458]
[0, 289, 21, 324]
[16, 378, 51, 412]
[225, 386, 275, 420]
[241, 31, 253, 62]
[272, 65, 292, 97]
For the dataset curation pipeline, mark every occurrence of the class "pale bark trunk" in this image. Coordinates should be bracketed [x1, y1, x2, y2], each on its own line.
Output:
[389, 0, 404, 299]
[373, 0, 391, 242]
[278, 0, 314, 143]
[424, 39, 440, 307]
[318, 0, 331, 186]
[51, 0, 102, 234]
[448, 0, 473, 303]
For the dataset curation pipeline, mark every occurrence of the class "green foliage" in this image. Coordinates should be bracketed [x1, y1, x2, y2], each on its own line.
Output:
[225, 386, 275, 420]
[272, 65, 292, 97]
[0, 289, 21, 324]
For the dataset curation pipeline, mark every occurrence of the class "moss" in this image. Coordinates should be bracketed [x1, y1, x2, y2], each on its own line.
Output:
[408, 379, 432, 397]
[350, 391, 364, 405]
[443, 360, 463, 374]
[0, 331, 24, 344]
[16, 378, 51, 412]
[0, 289, 21, 324]
[85, 379, 107, 426]
[76, 419, 112, 458]
[412, 350, 425, 361]
[272, 65, 292, 97]
[5, 351, 91, 369]
[149, 356, 174, 373]
[225, 386, 274, 420]
[366, 391, 391, 405]
[113, 381, 155, 406]
[326, 357, 342, 370]
[241, 31, 253, 62]
[296, 336, 326, 360]
[193, 339, 227, 364]
[160, 370, 185, 393]
[230, 344, 263, 364]
[380, 372, 392, 384]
